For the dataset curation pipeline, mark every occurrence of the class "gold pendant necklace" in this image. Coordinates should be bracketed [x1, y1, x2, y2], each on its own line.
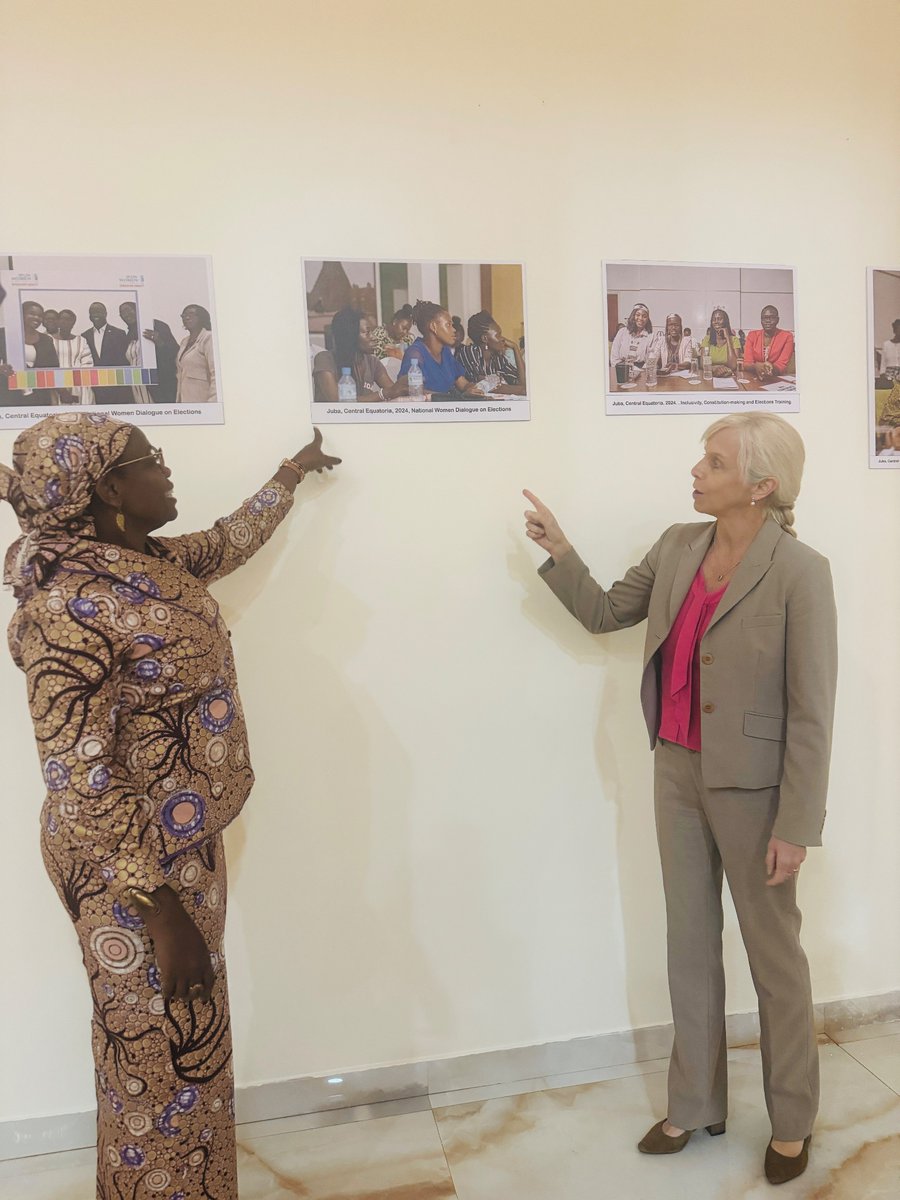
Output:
[715, 560, 741, 582]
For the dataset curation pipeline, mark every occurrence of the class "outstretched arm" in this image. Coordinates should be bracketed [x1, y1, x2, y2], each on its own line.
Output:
[524, 489, 664, 633]
[158, 429, 341, 584]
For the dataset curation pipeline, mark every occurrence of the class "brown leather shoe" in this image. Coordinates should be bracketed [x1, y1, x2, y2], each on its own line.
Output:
[764, 1135, 811, 1184]
[638, 1119, 726, 1154]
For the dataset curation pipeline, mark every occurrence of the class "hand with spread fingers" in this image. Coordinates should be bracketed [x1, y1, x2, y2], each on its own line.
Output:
[293, 427, 342, 474]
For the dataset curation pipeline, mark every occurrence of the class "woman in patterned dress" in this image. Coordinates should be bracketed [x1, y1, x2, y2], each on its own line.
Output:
[0, 412, 340, 1199]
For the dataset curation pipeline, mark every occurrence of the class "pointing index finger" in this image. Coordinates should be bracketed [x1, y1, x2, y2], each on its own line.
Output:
[522, 489, 546, 512]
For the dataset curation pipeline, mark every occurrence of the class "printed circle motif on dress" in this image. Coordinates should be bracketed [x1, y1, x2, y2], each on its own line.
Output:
[43, 757, 70, 790]
[134, 633, 165, 651]
[149, 994, 165, 1016]
[179, 859, 202, 889]
[43, 477, 63, 507]
[120, 1144, 145, 1168]
[145, 1168, 171, 1192]
[78, 736, 104, 760]
[226, 519, 252, 549]
[199, 688, 235, 734]
[88, 764, 111, 791]
[114, 572, 162, 605]
[133, 658, 162, 680]
[205, 737, 227, 767]
[52, 434, 86, 474]
[112, 899, 144, 931]
[68, 596, 99, 620]
[161, 791, 206, 838]
[90, 926, 145, 975]
[123, 1111, 153, 1137]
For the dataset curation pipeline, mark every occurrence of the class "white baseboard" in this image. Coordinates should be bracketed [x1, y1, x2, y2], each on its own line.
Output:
[2, 989, 896, 1162]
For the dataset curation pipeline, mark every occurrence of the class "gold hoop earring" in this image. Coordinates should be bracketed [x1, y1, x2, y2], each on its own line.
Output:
[115, 510, 127, 532]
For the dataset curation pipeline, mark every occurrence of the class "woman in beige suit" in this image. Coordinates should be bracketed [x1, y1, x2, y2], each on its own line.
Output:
[524, 412, 837, 1186]
[176, 304, 217, 404]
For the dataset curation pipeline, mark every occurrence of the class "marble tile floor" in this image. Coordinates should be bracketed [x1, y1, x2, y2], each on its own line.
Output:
[2, 1024, 899, 1199]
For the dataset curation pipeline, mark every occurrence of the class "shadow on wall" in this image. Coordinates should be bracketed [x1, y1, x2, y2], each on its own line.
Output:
[214, 473, 446, 1076]
[508, 529, 670, 1049]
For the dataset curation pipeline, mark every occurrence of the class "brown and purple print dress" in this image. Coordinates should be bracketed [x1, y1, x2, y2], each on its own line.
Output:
[3, 413, 294, 1200]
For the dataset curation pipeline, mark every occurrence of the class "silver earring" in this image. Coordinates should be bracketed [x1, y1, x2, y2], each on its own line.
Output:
[750, 499, 756, 507]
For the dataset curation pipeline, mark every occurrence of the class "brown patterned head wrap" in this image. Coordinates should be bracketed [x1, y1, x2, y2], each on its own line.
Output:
[0, 412, 133, 598]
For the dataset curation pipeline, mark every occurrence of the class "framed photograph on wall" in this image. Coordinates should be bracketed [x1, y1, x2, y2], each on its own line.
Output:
[603, 261, 799, 416]
[0, 253, 223, 428]
[302, 258, 529, 424]
[868, 267, 900, 468]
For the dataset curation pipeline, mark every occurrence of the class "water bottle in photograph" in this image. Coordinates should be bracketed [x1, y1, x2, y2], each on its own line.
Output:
[337, 367, 357, 402]
[646, 356, 658, 388]
[689, 348, 701, 385]
[702, 348, 713, 381]
[407, 359, 425, 399]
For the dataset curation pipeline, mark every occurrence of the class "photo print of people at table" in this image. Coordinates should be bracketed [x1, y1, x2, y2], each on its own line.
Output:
[304, 258, 529, 424]
[0, 254, 221, 426]
[605, 262, 798, 414]
[868, 267, 900, 467]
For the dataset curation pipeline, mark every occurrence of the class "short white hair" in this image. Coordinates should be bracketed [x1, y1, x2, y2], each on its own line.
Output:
[702, 412, 805, 537]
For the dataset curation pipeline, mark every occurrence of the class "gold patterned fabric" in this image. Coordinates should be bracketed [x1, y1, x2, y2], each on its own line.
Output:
[0, 412, 133, 597]
[2, 414, 295, 1198]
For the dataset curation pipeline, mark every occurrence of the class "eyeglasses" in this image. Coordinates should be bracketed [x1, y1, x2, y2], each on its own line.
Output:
[103, 446, 165, 475]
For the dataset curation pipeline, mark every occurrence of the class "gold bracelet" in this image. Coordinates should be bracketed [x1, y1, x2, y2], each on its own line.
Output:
[123, 886, 161, 916]
[280, 458, 307, 483]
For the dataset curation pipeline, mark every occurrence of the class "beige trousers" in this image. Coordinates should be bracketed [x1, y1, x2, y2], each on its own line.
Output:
[654, 739, 819, 1141]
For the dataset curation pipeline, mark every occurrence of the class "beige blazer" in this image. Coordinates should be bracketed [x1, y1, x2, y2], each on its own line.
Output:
[540, 518, 837, 846]
[176, 329, 217, 404]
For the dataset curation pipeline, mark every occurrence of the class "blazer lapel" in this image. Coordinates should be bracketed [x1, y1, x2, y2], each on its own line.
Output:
[705, 518, 784, 632]
[667, 523, 715, 626]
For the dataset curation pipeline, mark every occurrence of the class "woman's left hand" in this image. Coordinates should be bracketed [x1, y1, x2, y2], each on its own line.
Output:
[293, 428, 342, 474]
[765, 836, 807, 886]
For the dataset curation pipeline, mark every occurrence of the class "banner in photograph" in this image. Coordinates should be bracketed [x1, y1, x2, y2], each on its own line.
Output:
[604, 261, 799, 416]
[303, 259, 529, 424]
[0, 253, 223, 429]
[868, 267, 900, 469]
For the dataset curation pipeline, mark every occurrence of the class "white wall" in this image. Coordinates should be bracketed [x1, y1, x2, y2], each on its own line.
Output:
[1, 0, 899, 1124]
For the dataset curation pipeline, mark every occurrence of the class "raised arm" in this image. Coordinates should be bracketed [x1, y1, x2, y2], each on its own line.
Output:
[524, 489, 663, 633]
[157, 429, 341, 584]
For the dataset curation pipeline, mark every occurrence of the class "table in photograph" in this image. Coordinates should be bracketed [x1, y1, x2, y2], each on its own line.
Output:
[608, 368, 770, 394]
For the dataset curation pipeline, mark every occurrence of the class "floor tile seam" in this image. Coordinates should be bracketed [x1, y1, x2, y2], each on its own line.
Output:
[427, 1107, 461, 1200]
[830, 1039, 900, 1099]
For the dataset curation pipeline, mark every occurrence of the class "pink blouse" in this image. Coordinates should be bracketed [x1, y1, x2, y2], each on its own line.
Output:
[658, 568, 726, 751]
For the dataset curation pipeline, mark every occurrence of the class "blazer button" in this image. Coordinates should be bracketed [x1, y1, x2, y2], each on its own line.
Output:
[702, 702, 715, 714]
[701, 653, 714, 665]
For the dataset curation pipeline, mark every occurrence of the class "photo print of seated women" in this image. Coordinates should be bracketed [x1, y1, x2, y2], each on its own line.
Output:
[303, 258, 529, 423]
[604, 261, 798, 411]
